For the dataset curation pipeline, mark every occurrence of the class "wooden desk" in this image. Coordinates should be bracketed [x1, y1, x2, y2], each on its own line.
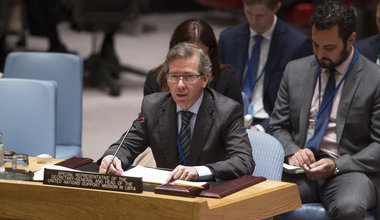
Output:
[0, 159, 301, 219]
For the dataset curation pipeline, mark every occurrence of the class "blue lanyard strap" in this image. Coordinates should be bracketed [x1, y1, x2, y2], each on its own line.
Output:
[176, 129, 188, 166]
[246, 55, 266, 98]
[316, 49, 359, 120]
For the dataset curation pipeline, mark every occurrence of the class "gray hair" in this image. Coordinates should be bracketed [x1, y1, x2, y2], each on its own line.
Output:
[163, 42, 213, 84]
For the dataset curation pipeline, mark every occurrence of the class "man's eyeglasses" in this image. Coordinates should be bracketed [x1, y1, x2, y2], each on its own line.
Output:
[166, 73, 203, 83]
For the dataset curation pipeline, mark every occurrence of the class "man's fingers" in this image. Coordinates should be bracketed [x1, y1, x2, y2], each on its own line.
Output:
[304, 149, 316, 164]
[113, 158, 123, 173]
[167, 166, 198, 182]
[166, 165, 183, 183]
[99, 156, 123, 175]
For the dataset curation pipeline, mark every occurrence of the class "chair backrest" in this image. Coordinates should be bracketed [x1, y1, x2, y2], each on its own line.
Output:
[72, 0, 139, 32]
[3, 52, 83, 159]
[0, 78, 57, 157]
[246, 129, 284, 181]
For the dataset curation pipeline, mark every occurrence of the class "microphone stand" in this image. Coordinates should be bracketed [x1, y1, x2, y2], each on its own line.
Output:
[105, 117, 144, 175]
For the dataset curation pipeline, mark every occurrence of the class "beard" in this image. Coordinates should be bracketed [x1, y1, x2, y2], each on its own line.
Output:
[316, 47, 350, 69]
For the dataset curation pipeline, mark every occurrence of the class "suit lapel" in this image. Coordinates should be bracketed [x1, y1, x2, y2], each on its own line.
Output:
[158, 97, 178, 168]
[236, 23, 250, 86]
[264, 20, 285, 91]
[368, 35, 380, 61]
[300, 59, 319, 145]
[188, 90, 215, 166]
[336, 55, 362, 145]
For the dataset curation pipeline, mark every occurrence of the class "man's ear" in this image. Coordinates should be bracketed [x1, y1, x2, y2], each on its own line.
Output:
[347, 32, 356, 48]
[202, 73, 210, 88]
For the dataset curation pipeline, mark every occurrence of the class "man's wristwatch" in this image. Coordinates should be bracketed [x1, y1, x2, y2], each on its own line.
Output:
[333, 167, 340, 176]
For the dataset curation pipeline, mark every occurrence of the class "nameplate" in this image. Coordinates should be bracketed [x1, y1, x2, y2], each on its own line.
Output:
[43, 169, 143, 193]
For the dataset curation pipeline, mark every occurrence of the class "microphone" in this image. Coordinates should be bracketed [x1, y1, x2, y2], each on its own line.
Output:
[105, 116, 146, 175]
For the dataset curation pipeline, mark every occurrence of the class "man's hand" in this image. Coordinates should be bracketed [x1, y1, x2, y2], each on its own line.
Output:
[99, 155, 123, 175]
[287, 148, 316, 167]
[303, 158, 336, 181]
[165, 165, 199, 183]
[249, 126, 259, 131]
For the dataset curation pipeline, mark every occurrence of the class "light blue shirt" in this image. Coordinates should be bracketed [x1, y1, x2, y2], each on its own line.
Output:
[176, 92, 213, 181]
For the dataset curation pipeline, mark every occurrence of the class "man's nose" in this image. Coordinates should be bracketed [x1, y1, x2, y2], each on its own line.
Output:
[314, 48, 325, 60]
[177, 77, 186, 87]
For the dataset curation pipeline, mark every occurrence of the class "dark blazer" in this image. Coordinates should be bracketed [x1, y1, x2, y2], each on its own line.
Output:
[267, 53, 380, 219]
[101, 88, 255, 180]
[143, 66, 243, 105]
[355, 34, 380, 63]
[218, 19, 313, 128]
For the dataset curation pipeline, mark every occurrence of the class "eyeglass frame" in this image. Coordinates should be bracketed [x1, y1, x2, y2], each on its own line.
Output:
[165, 72, 204, 83]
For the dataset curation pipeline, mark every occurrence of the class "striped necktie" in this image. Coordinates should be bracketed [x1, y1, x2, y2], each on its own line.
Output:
[178, 111, 193, 165]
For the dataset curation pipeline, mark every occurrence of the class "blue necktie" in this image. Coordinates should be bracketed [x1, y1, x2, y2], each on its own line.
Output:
[242, 35, 264, 99]
[305, 69, 336, 155]
[178, 111, 193, 165]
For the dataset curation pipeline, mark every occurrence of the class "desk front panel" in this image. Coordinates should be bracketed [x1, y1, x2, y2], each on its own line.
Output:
[0, 179, 301, 220]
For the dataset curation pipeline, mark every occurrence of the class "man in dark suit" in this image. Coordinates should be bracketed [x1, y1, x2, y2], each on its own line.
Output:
[218, 0, 313, 131]
[267, 1, 380, 219]
[99, 42, 255, 181]
[355, 0, 380, 65]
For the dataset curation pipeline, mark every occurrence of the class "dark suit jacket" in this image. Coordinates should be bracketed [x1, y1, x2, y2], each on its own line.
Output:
[218, 19, 313, 128]
[101, 88, 255, 180]
[267, 53, 380, 219]
[355, 34, 380, 63]
[143, 66, 243, 105]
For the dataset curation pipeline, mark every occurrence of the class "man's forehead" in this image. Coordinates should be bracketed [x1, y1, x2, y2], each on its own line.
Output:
[311, 25, 341, 43]
[169, 57, 198, 72]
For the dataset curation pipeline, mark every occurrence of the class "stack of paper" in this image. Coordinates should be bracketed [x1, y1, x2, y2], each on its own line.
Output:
[122, 165, 207, 187]
[283, 163, 306, 174]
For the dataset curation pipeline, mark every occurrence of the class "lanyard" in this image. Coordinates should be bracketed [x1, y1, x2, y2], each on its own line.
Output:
[246, 55, 266, 98]
[316, 49, 359, 120]
[176, 129, 188, 166]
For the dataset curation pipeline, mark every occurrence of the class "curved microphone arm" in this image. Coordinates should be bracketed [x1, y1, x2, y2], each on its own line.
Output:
[105, 116, 145, 175]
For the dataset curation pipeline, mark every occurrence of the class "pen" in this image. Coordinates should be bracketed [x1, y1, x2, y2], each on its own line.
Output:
[173, 182, 205, 188]
[306, 164, 312, 170]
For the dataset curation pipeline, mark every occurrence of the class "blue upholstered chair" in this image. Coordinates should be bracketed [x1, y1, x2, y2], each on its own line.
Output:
[280, 202, 375, 220]
[3, 52, 83, 159]
[0, 78, 57, 157]
[246, 129, 284, 181]
[246, 129, 284, 220]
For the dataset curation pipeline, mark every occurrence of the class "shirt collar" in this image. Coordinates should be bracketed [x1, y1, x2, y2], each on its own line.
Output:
[176, 92, 204, 115]
[249, 15, 277, 41]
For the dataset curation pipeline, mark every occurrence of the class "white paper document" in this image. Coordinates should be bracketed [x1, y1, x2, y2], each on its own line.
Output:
[122, 165, 171, 184]
[283, 163, 306, 174]
[122, 165, 207, 187]
[33, 165, 79, 181]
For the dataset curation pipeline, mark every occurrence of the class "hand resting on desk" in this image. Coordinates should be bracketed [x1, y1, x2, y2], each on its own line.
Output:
[165, 165, 199, 183]
[99, 156, 199, 182]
